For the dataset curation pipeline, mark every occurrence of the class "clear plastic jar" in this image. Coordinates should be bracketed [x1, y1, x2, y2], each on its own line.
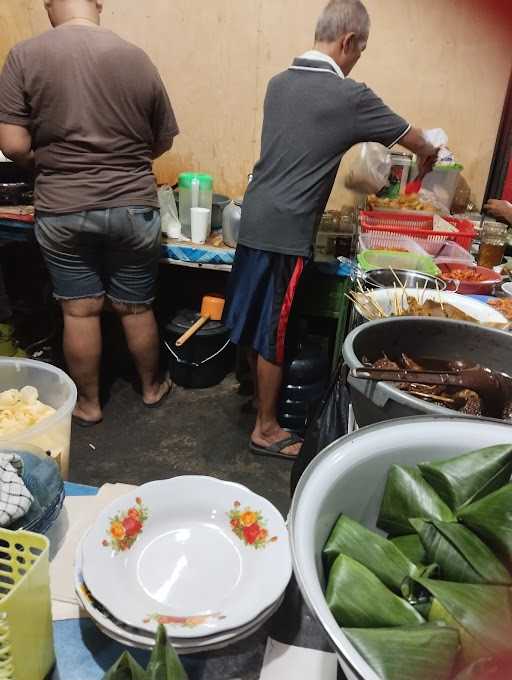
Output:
[478, 221, 508, 269]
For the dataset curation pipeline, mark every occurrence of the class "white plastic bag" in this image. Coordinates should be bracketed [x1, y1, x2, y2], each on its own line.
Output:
[344, 143, 392, 195]
[158, 185, 182, 238]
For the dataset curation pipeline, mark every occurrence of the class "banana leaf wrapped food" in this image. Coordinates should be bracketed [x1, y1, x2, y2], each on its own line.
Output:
[323, 441, 512, 680]
[458, 484, 512, 569]
[416, 577, 512, 667]
[419, 444, 512, 511]
[410, 519, 512, 585]
[344, 624, 460, 680]
[377, 465, 455, 536]
[103, 624, 188, 679]
[326, 554, 424, 627]
[323, 515, 416, 591]
[390, 534, 428, 566]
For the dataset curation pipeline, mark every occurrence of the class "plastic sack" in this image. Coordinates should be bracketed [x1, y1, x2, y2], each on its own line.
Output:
[158, 185, 182, 239]
[344, 143, 392, 195]
[291, 364, 350, 495]
[103, 625, 188, 680]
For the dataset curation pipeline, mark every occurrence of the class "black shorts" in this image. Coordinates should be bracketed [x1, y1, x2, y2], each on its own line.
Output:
[223, 245, 306, 365]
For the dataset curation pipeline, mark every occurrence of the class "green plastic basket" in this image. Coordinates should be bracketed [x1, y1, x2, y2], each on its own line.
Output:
[0, 529, 53, 680]
[357, 250, 440, 276]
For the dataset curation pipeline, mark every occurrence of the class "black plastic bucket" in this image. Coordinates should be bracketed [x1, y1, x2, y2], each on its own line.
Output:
[164, 310, 234, 389]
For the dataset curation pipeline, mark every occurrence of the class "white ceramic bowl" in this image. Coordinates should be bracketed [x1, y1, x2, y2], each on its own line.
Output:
[356, 287, 507, 324]
[289, 417, 512, 680]
[75, 532, 284, 653]
[82, 476, 291, 638]
[501, 281, 512, 297]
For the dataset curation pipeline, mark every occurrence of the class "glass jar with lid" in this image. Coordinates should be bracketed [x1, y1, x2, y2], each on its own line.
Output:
[478, 221, 508, 269]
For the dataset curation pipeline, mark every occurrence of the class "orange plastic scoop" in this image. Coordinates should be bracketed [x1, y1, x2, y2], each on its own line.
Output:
[175, 294, 225, 347]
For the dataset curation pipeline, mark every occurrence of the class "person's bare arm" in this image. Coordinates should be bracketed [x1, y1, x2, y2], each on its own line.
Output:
[398, 127, 438, 178]
[0, 123, 33, 168]
[152, 136, 174, 160]
[484, 199, 512, 225]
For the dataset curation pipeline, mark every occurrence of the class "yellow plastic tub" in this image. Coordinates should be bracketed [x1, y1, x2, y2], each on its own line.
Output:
[0, 530, 54, 680]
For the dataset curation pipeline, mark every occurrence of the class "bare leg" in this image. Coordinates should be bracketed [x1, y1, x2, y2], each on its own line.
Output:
[112, 302, 170, 405]
[247, 348, 259, 410]
[251, 354, 302, 457]
[62, 296, 104, 423]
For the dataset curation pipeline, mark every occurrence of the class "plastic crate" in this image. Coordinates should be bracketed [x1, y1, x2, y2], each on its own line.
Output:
[360, 210, 476, 251]
[358, 232, 428, 255]
[0, 530, 53, 680]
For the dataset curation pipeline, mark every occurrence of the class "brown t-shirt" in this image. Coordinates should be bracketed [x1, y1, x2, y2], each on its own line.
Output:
[0, 24, 179, 213]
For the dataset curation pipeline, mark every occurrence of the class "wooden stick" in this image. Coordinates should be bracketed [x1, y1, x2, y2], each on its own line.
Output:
[370, 296, 388, 318]
[421, 279, 429, 306]
[435, 280, 445, 313]
[392, 285, 398, 316]
[354, 290, 388, 319]
[346, 292, 377, 319]
[390, 267, 406, 291]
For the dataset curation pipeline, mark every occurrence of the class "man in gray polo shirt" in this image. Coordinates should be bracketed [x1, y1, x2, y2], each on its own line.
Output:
[224, 0, 438, 459]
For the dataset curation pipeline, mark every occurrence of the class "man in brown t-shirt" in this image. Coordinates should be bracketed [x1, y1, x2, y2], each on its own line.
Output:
[0, 0, 179, 425]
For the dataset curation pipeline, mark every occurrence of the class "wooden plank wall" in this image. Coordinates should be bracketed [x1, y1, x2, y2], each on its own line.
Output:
[0, 0, 511, 207]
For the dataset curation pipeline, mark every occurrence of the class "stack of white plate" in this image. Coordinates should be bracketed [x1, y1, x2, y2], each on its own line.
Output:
[76, 476, 291, 653]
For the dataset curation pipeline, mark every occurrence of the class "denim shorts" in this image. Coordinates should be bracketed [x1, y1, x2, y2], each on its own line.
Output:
[35, 207, 161, 305]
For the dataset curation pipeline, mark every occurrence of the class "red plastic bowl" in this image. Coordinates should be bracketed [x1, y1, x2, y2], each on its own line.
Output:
[439, 263, 502, 295]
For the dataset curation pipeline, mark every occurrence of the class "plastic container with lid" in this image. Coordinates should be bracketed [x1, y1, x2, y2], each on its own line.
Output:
[0, 358, 77, 479]
[357, 249, 440, 276]
[178, 173, 213, 240]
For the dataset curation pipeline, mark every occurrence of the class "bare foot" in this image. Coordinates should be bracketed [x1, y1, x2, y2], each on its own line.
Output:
[143, 379, 172, 406]
[251, 423, 302, 458]
[73, 399, 102, 424]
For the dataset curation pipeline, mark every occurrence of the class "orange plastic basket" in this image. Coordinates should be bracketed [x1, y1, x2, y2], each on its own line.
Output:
[359, 211, 476, 251]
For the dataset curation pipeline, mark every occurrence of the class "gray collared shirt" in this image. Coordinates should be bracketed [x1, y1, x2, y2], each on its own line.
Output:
[238, 58, 410, 257]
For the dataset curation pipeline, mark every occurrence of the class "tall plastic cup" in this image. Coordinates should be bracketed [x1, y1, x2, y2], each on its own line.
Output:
[191, 208, 211, 244]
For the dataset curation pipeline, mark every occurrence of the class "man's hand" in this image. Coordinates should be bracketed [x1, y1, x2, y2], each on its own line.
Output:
[417, 149, 439, 180]
[399, 127, 438, 179]
[484, 199, 512, 225]
[0, 123, 33, 169]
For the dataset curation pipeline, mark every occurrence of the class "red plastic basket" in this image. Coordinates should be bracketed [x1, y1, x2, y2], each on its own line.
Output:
[359, 210, 476, 251]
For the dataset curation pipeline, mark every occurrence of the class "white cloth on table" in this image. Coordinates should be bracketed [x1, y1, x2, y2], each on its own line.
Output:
[0, 453, 33, 526]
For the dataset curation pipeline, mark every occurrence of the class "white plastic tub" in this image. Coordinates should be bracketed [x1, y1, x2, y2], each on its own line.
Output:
[0, 358, 77, 479]
[289, 417, 512, 680]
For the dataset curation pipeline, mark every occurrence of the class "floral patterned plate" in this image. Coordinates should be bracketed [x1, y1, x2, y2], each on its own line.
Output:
[81, 476, 291, 638]
[75, 531, 285, 652]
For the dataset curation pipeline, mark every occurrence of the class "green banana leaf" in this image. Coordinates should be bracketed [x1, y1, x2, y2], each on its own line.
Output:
[416, 577, 512, 666]
[377, 465, 455, 536]
[453, 654, 512, 680]
[147, 625, 188, 680]
[410, 519, 512, 585]
[419, 444, 512, 511]
[458, 484, 512, 569]
[323, 515, 416, 592]
[326, 554, 424, 627]
[344, 624, 460, 680]
[103, 653, 147, 680]
[102, 625, 188, 680]
[390, 534, 428, 566]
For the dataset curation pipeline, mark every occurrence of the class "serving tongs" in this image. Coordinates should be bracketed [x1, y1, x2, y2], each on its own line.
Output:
[351, 366, 512, 418]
